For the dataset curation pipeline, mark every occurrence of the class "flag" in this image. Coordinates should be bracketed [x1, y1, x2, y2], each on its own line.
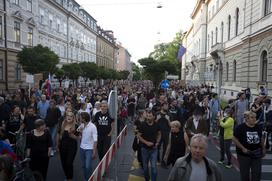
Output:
[176, 45, 186, 62]
[46, 74, 52, 97]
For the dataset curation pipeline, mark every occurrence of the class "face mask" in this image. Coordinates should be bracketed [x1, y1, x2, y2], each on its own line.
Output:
[223, 113, 228, 117]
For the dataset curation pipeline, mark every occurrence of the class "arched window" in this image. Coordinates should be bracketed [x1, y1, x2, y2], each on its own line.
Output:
[261, 51, 268, 82]
[233, 60, 237, 82]
[235, 8, 239, 36]
[215, 27, 218, 44]
[15, 64, 21, 80]
[221, 22, 224, 42]
[226, 62, 229, 81]
[228, 15, 231, 40]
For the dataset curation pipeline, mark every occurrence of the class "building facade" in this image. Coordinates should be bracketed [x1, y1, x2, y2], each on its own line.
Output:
[182, 0, 272, 98]
[96, 27, 117, 69]
[116, 43, 132, 73]
[0, 0, 118, 90]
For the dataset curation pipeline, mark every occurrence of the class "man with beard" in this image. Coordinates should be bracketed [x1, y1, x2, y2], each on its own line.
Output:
[138, 109, 161, 181]
[93, 101, 114, 160]
[20, 106, 39, 132]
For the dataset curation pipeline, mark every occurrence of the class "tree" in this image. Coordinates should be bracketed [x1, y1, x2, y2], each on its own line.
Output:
[118, 70, 130, 80]
[79, 62, 98, 86]
[139, 57, 176, 89]
[54, 67, 65, 87]
[132, 63, 142, 81]
[62, 63, 81, 86]
[17, 44, 59, 76]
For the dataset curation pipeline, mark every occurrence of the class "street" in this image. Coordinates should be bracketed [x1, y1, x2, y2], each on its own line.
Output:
[45, 124, 272, 181]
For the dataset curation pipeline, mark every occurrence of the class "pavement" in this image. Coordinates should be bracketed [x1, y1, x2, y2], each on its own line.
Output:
[46, 124, 272, 181]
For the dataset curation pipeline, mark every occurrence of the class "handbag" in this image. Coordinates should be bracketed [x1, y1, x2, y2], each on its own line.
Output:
[132, 136, 139, 151]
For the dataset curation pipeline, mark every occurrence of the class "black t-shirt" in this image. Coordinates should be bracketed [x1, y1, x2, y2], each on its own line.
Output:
[23, 115, 39, 132]
[157, 112, 170, 133]
[234, 123, 263, 156]
[139, 121, 160, 149]
[94, 111, 114, 137]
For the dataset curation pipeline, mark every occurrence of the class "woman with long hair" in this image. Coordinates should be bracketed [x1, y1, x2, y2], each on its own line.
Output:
[57, 111, 78, 181]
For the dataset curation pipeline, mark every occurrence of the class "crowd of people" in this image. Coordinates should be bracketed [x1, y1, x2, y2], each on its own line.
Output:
[0, 80, 271, 181]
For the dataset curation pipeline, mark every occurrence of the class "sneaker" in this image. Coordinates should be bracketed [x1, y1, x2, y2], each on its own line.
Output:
[225, 164, 232, 168]
[50, 150, 54, 157]
[218, 160, 224, 164]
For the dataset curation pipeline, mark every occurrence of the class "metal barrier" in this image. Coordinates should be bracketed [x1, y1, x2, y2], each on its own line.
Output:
[88, 125, 128, 181]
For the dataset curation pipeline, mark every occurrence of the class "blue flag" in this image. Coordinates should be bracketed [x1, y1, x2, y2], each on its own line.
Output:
[176, 45, 186, 62]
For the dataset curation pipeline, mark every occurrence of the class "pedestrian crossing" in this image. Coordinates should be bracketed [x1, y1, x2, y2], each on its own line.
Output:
[213, 137, 272, 181]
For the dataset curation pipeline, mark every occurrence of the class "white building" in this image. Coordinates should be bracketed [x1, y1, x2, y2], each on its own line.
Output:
[182, 0, 272, 98]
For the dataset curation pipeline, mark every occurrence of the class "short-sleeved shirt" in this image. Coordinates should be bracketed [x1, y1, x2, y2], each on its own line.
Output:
[94, 111, 114, 137]
[139, 121, 160, 149]
[234, 123, 263, 156]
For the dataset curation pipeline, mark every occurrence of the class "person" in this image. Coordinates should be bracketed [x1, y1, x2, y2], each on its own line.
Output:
[133, 109, 145, 167]
[185, 107, 208, 145]
[250, 98, 263, 121]
[37, 94, 49, 120]
[138, 109, 161, 181]
[45, 99, 61, 156]
[20, 106, 39, 132]
[156, 102, 171, 166]
[0, 97, 11, 127]
[259, 86, 268, 96]
[127, 95, 136, 124]
[26, 119, 52, 180]
[93, 101, 114, 160]
[209, 93, 220, 136]
[163, 121, 186, 166]
[91, 101, 101, 118]
[57, 111, 78, 181]
[168, 134, 222, 181]
[0, 155, 14, 181]
[78, 112, 97, 180]
[234, 92, 248, 126]
[232, 111, 265, 181]
[263, 98, 272, 150]
[218, 108, 234, 168]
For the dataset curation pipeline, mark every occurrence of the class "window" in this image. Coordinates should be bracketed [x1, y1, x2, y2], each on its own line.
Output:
[14, 0, 19, 5]
[207, 34, 210, 51]
[261, 51, 268, 82]
[235, 8, 239, 36]
[228, 15, 231, 40]
[40, 9, 44, 24]
[0, 0, 3, 10]
[27, 0, 32, 12]
[57, 18, 60, 32]
[212, 6, 215, 15]
[216, 0, 219, 11]
[15, 64, 21, 80]
[264, 0, 271, 16]
[233, 60, 237, 82]
[226, 62, 229, 81]
[0, 16, 2, 39]
[0, 59, 3, 80]
[49, 14, 53, 29]
[27, 27, 33, 46]
[215, 27, 218, 44]
[14, 21, 20, 43]
[211, 31, 214, 46]
[221, 22, 224, 42]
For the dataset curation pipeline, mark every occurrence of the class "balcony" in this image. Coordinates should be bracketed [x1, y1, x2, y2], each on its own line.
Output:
[210, 42, 224, 60]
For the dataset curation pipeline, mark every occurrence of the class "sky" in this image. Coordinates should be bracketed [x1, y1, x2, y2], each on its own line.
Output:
[76, 0, 196, 63]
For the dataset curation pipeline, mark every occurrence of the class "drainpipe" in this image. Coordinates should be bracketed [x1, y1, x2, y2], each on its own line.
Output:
[3, 0, 8, 90]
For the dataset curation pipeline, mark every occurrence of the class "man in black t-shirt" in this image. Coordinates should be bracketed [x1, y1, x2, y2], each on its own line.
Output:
[138, 109, 161, 181]
[93, 101, 114, 160]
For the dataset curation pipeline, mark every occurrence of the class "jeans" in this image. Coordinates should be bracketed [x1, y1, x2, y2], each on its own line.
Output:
[237, 154, 262, 181]
[80, 148, 93, 181]
[141, 147, 158, 181]
[49, 125, 57, 150]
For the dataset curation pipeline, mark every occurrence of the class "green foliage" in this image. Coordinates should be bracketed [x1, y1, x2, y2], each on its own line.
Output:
[54, 67, 65, 87]
[138, 57, 176, 88]
[17, 44, 59, 74]
[79, 62, 98, 82]
[118, 70, 130, 80]
[132, 63, 142, 81]
[62, 63, 82, 83]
